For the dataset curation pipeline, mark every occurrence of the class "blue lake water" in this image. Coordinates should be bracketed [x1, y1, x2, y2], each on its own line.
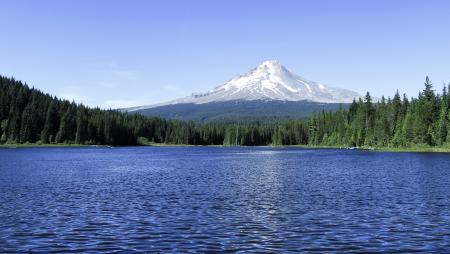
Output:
[1, 147, 450, 253]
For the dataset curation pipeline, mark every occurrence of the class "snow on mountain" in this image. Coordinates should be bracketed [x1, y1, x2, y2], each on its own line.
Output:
[129, 60, 360, 111]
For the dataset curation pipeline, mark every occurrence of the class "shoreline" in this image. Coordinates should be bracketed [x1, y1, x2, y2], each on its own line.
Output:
[283, 144, 450, 153]
[0, 144, 110, 148]
[1, 143, 450, 153]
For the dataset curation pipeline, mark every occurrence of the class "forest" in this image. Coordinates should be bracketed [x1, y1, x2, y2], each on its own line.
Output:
[1, 75, 449, 148]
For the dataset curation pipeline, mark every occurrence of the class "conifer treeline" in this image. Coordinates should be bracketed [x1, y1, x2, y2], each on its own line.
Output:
[1, 75, 449, 147]
[0, 75, 257, 146]
[272, 77, 450, 147]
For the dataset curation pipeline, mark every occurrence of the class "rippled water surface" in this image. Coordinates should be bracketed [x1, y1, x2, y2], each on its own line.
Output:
[1, 147, 450, 252]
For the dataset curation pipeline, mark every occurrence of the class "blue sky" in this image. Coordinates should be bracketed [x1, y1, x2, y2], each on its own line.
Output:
[1, 0, 450, 108]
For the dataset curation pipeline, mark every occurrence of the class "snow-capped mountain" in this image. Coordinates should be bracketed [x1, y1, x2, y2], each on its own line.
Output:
[129, 60, 359, 111]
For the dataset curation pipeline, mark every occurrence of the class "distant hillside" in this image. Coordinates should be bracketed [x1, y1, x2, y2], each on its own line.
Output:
[131, 100, 349, 123]
[127, 60, 359, 123]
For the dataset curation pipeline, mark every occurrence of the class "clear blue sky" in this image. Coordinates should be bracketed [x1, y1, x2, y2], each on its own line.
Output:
[1, 0, 450, 108]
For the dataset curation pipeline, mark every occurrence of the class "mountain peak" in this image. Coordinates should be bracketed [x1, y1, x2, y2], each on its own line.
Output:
[130, 61, 361, 110]
[256, 60, 288, 74]
[259, 59, 282, 68]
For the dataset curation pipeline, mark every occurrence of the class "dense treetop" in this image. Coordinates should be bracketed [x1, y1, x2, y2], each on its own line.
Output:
[1, 75, 449, 147]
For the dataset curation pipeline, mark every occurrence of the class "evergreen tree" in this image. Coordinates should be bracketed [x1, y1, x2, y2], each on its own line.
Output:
[55, 105, 76, 143]
[75, 106, 88, 144]
[437, 87, 448, 145]
[41, 101, 59, 143]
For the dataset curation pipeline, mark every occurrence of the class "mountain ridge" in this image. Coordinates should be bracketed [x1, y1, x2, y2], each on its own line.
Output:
[132, 99, 348, 123]
[128, 60, 360, 111]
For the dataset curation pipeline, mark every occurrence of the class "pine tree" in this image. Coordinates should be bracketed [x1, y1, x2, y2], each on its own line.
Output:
[75, 106, 88, 144]
[402, 110, 414, 146]
[437, 87, 448, 145]
[391, 90, 402, 134]
[41, 101, 59, 143]
[272, 127, 283, 146]
[413, 77, 437, 145]
[55, 105, 76, 143]
[19, 104, 34, 143]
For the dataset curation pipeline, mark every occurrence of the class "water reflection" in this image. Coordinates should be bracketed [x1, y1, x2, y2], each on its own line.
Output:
[0, 147, 450, 252]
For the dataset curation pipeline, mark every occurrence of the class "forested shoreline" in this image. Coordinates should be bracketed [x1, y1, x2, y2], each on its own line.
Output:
[1, 75, 449, 148]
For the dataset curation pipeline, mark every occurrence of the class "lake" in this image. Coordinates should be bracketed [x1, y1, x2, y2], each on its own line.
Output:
[1, 147, 450, 252]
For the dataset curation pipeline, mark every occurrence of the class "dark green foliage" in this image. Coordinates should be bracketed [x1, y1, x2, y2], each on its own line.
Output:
[1, 75, 449, 147]
[0, 75, 238, 146]
[273, 77, 449, 148]
[41, 101, 59, 143]
[0, 76, 139, 145]
[55, 104, 76, 143]
[132, 100, 347, 124]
